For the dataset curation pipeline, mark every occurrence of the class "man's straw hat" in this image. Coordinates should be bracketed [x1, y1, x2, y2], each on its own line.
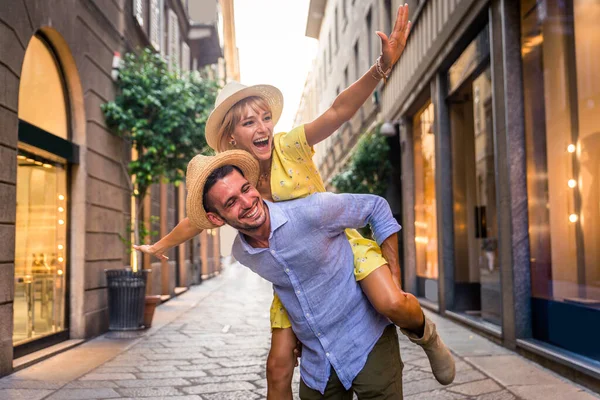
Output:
[186, 150, 259, 229]
[205, 81, 284, 152]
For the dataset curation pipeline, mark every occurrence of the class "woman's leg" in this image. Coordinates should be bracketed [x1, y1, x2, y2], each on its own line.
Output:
[266, 327, 297, 400]
[359, 265, 455, 385]
[359, 265, 424, 331]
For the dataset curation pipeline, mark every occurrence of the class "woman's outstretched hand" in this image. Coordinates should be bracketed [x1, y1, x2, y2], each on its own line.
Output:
[133, 244, 169, 261]
[376, 3, 412, 71]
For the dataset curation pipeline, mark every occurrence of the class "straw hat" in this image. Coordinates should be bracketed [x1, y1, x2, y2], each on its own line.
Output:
[186, 150, 259, 229]
[205, 81, 284, 152]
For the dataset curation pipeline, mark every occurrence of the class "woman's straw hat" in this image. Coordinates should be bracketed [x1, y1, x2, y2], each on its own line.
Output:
[205, 81, 284, 152]
[186, 150, 259, 229]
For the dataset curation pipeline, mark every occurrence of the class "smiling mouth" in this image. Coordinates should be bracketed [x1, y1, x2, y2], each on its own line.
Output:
[253, 137, 269, 149]
[242, 202, 260, 219]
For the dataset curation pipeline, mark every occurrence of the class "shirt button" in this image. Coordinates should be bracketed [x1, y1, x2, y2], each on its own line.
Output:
[296, 290, 301, 295]
[317, 332, 321, 337]
[285, 268, 290, 273]
[326, 352, 330, 357]
[305, 313, 310, 318]
[270, 250, 275, 255]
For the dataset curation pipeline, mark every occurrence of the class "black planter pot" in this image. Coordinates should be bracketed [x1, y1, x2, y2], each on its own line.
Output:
[105, 269, 149, 331]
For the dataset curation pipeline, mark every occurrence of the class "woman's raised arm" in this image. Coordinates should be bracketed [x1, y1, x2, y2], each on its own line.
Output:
[304, 4, 411, 147]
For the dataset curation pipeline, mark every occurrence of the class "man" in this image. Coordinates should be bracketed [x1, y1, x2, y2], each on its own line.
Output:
[185, 150, 453, 398]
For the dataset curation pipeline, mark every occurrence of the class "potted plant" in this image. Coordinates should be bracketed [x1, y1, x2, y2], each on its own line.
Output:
[101, 48, 218, 330]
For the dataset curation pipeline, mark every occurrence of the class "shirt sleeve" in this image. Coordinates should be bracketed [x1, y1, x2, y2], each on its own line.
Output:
[311, 192, 401, 246]
[275, 125, 314, 162]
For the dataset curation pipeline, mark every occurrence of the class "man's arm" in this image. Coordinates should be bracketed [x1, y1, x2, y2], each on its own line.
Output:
[313, 192, 401, 247]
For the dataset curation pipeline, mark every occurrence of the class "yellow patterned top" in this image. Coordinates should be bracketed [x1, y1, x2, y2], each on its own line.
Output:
[268, 125, 387, 329]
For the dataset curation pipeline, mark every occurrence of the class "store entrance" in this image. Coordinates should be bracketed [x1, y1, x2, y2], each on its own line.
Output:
[449, 64, 502, 328]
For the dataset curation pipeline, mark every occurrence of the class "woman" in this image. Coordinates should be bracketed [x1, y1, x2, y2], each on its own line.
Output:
[136, 5, 454, 398]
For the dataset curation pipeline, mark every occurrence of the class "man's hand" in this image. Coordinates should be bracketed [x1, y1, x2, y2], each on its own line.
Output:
[133, 244, 169, 260]
[376, 3, 412, 71]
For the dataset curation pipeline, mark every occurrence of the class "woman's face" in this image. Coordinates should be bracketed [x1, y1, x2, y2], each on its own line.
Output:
[229, 106, 274, 162]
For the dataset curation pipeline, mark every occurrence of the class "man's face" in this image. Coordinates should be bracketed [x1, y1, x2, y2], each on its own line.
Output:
[205, 170, 267, 231]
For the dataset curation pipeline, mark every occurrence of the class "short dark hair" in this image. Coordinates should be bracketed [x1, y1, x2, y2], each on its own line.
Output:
[202, 165, 244, 213]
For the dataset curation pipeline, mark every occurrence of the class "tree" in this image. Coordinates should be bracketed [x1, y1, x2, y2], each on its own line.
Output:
[101, 48, 218, 266]
[331, 126, 391, 197]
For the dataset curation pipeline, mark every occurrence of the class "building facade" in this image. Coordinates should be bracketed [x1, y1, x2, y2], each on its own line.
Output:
[0, 0, 223, 377]
[297, 0, 600, 391]
[381, 0, 599, 390]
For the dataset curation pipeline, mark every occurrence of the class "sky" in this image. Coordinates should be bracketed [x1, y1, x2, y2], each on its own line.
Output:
[233, 0, 319, 132]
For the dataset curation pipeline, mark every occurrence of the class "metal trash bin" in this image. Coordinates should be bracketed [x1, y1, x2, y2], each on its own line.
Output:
[105, 269, 149, 331]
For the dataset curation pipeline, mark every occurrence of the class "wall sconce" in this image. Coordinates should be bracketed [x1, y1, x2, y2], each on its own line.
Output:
[112, 51, 122, 82]
[379, 121, 400, 137]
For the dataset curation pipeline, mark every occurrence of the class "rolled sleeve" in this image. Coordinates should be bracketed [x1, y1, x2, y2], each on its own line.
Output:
[313, 193, 401, 245]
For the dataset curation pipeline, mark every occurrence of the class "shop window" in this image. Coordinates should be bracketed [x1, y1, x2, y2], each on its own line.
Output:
[522, 0, 600, 360]
[413, 102, 438, 280]
[14, 34, 72, 348]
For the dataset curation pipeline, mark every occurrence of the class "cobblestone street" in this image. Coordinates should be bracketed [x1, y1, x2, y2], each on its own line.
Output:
[0, 263, 598, 400]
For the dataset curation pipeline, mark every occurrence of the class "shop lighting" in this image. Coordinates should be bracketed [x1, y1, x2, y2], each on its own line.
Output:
[567, 144, 576, 153]
[58, 219, 65, 225]
[34, 161, 43, 166]
[26, 158, 35, 163]
[58, 244, 64, 250]
[58, 257, 64, 262]
[58, 195, 65, 200]
[569, 214, 578, 223]
[43, 163, 53, 168]
[568, 179, 577, 188]
[17, 155, 26, 160]
[57, 269, 64, 276]
[58, 207, 64, 212]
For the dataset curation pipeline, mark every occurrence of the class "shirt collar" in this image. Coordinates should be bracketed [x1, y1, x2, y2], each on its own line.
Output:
[237, 200, 288, 254]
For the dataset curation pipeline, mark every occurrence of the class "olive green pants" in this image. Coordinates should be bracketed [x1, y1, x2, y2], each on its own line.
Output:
[299, 325, 404, 399]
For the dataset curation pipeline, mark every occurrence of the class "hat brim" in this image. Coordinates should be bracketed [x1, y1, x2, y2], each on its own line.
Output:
[205, 84, 284, 152]
[186, 150, 260, 230]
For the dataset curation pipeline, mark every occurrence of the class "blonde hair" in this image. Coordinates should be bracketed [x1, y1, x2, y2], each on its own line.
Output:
[217, 96, 271, 152]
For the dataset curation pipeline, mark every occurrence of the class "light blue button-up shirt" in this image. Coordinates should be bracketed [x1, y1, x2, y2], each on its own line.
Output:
[232, 192, 401, 393]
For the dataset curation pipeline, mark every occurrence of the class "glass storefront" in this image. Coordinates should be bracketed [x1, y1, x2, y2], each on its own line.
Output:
[14, 34, 71, 349]
[447, 25, 502, 327]
[13, 148, 68, 345]
[413, 102, 439, 281]
[522, 0, 600, 360]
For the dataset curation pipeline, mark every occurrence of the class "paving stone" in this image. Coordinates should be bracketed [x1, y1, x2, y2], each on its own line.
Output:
[452, 368, 487, 384]
[64, 381, 119, 389]
[405, 389, 467, 399]
[509, 384, 600, 400]
[116, 386, 183, 397]
[402, 368, 431, 381]
[136, 365, 179, 372]
[94, 366, 139, 374]
[465, 355, 564, 387]
[476, 390, 517, 400]
[203, 390, 262, 400]
[449, 379, 503, 396]
[189, 373, 262, 384]
[45, 388, 121, 399]
[116, 378, 191, 388]
[403, 378, 444, 396]
[118, 396, 203, 400]
[177, 363, 223, 371]
[183, 381, 256, 394]
[80, 372, 137, 381]
[0, 380, 65, 389]
[0, 389, 53, 400]
[209, 365, 264, 376]
[218, 359, 266, 368]
[136, 370, 207, 379]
